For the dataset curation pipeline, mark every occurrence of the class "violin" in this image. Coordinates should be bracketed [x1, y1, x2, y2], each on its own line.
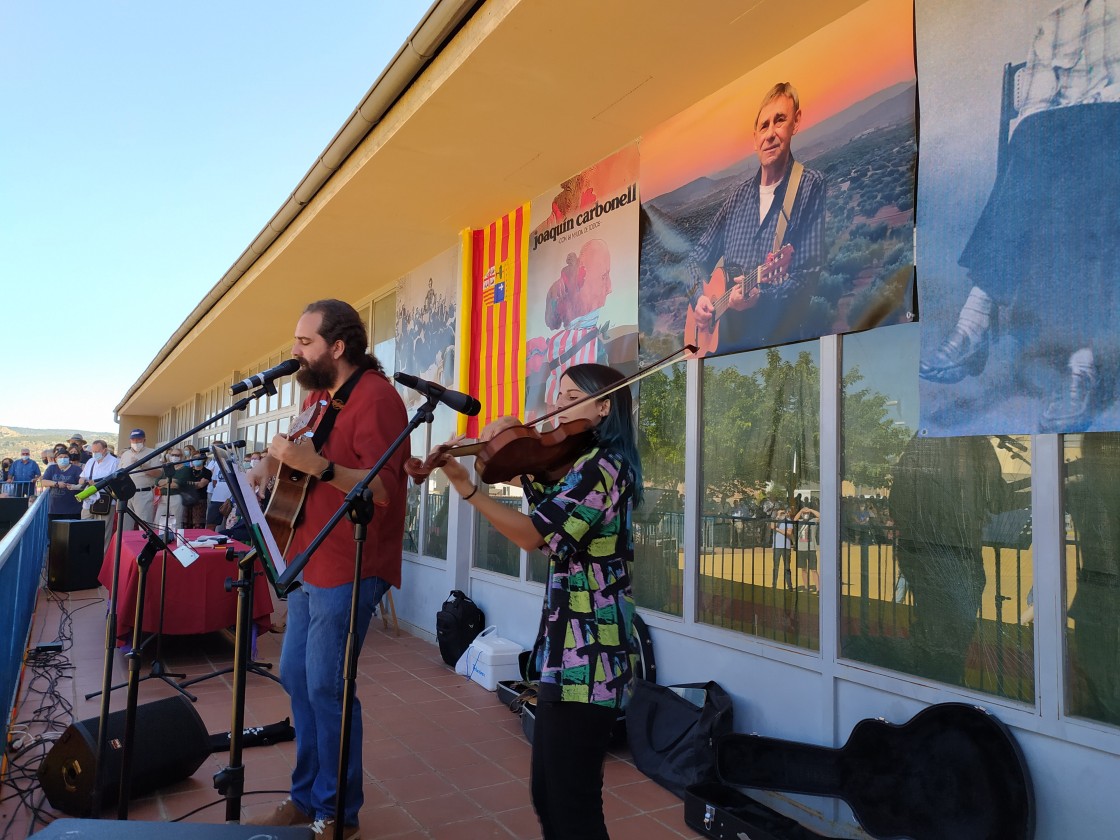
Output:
[405, 417, 596, 485]
[404, 345, 696, 487]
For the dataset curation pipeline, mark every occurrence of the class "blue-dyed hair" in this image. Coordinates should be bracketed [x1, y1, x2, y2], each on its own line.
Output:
[562, 363, 644, 507]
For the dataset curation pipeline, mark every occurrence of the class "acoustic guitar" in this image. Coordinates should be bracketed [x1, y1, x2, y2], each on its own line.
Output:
[684, 244, 794, 357]
[264, 400, 327, 556]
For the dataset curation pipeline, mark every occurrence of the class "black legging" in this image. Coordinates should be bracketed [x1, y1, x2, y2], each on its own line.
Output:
[530, 699, 618, 840]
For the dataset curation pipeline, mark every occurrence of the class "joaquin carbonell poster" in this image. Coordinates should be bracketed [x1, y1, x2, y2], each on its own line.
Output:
[523, 144, 641, 422]
[395, 245, 458, 425]
[917, 0, 1120, 436]
[637, 0, 916, 363]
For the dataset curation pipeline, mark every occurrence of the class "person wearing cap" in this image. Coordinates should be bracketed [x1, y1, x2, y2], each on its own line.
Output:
[9, 448, 41, 498]
[68, 434, 92, 465]
[115, 429, 162, 528]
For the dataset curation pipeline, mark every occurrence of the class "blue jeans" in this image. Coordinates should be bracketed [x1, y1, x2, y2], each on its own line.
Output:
[280, 576, 389, 824]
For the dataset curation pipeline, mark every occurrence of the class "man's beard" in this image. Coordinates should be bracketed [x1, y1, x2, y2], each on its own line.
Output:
[296, 355, 336, 390]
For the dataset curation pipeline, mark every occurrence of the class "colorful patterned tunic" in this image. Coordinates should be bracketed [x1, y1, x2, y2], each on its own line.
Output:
[524, 445, 637, 709]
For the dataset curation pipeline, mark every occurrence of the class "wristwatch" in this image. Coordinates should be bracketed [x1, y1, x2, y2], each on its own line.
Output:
[318, 461, 335, 483]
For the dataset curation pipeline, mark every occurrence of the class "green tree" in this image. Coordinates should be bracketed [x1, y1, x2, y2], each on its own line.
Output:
[636, 351, 910, 504]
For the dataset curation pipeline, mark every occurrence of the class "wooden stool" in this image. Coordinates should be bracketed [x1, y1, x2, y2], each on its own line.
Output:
[380, 588, 400, 637]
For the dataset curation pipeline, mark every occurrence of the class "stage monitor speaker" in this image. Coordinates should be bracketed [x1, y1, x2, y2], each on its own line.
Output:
[37, 695, 210, 816]
[30, 819, 314, 838]
[47, 518, 103, 592]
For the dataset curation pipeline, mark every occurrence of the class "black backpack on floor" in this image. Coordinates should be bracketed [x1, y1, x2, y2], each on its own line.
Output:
[436, 590, 485, 667]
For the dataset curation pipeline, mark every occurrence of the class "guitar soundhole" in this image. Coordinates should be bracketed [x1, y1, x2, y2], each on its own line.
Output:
[289, 472, 304, 482]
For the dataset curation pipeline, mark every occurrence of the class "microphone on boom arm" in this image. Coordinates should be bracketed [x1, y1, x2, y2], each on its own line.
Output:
[394, 372, 482, 416]
[230, 359, 300, 396]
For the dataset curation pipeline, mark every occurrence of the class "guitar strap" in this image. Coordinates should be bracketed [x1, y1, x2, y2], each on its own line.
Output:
[310, 367, 366, 452]
[772, 160, 804, 253]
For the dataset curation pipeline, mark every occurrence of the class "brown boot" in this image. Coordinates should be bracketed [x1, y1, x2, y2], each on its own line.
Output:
[244, 798, 311, 826]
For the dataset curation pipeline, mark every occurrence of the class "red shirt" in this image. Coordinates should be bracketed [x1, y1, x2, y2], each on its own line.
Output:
[288, 369, 410, 589]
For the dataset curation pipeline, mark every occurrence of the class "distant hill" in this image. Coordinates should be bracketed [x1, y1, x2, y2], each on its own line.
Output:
[0, 426, 119, 459]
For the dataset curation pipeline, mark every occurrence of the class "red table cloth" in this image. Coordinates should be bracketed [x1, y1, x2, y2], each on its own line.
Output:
[99, 529, 275, 639]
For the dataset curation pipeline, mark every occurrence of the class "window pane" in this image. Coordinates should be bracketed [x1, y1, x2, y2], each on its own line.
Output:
[373, 295, 396, 346]
[634, 361, 687, 615]
[699, 343, 820, 648]
[473, 485, 522, 576]
[404, 427, 425, 555]
[281, 380, 293, 408]
[421, 414, 455, 560]
[1064, 432, 1120, 726]
[840, 323, 1034, 700]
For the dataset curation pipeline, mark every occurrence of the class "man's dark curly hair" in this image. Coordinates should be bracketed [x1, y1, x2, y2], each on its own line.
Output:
[303, 299, 383, 372]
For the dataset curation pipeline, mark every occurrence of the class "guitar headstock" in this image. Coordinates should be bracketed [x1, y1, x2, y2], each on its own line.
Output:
[285, 400, 327, 441]
[760, 243, 795, 283]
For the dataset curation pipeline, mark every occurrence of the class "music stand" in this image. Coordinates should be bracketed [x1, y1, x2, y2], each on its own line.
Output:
[188, 442, 287, 821]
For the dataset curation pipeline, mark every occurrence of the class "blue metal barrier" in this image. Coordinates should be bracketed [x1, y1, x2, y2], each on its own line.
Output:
[0, 493, 49, 750]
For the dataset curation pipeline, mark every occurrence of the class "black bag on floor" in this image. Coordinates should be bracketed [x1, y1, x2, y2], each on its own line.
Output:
[626, 679, 734, 797]
[436, 589, 485, 667]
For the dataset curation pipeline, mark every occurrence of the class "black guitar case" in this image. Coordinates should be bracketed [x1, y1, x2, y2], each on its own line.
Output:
[714, 702, 1035, 840]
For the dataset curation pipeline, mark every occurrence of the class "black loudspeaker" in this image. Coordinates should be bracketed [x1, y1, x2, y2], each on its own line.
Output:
[37, 695, 211, 816]
[29, 819, 314, 838]
[47, 518, 104, 592]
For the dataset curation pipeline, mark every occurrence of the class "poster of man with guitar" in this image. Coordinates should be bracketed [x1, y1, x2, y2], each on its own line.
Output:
[684, 82, 827, 358]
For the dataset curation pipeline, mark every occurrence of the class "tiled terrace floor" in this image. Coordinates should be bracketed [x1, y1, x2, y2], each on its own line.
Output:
[3, 585, 700, 839]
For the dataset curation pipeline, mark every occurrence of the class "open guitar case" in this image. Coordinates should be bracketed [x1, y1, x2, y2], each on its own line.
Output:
[686, 702, 1034, 840]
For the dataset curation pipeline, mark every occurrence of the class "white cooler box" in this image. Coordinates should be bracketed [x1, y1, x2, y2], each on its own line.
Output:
[462, 627, 524, 691]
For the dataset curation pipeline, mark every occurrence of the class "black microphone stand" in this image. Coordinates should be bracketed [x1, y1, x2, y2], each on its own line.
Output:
[276, 393, 437, 840]
[115, 516, 174, 819]
[211, 541, 267, 821]
[82, 380, 283, 819]
[87, 473, 135, 819]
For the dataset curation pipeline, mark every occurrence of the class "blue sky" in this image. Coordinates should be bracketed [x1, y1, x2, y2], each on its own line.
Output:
[0, 2, 432, 432]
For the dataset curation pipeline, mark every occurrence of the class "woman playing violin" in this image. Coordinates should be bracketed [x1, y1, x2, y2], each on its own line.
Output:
[433, 362, 642, 840]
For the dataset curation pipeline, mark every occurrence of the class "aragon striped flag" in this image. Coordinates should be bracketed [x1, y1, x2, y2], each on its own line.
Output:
[460, 204, 529, 438]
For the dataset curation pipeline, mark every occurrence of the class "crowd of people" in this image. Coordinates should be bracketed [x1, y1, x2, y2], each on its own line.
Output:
[0, 432, 269, 550]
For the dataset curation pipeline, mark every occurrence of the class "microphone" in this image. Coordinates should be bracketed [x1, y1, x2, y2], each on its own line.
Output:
[212, 439, 247, 450]
[394, 372, 482, 416]
[230, 359, 300, 395]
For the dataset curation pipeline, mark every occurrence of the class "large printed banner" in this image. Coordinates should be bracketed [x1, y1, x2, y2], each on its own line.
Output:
[638, 0, 916, 362]
[395, 246, 458, 415]
[463, 205, 529, 438]
[524, 145, 641, 421]
[916, 0, 1120, 436]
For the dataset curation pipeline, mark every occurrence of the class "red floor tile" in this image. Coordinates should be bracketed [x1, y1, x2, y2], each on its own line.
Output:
[3, 586, 694, 839]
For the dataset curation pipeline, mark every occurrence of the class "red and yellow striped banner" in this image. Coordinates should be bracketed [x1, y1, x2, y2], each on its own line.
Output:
[462, 204, 529, 438]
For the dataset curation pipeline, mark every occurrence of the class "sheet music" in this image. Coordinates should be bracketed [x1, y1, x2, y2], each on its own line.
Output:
[213, 444, 287, 583]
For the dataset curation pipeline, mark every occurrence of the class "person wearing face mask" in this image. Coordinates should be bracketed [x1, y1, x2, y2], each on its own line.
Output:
[115, 429, 163, 528]
[42, 449, 84, 522]
[67, 434, 92, 465]
[9, 449, 41, 498]
[78, 440, 119, 553]
[172, 451, 212, 529]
